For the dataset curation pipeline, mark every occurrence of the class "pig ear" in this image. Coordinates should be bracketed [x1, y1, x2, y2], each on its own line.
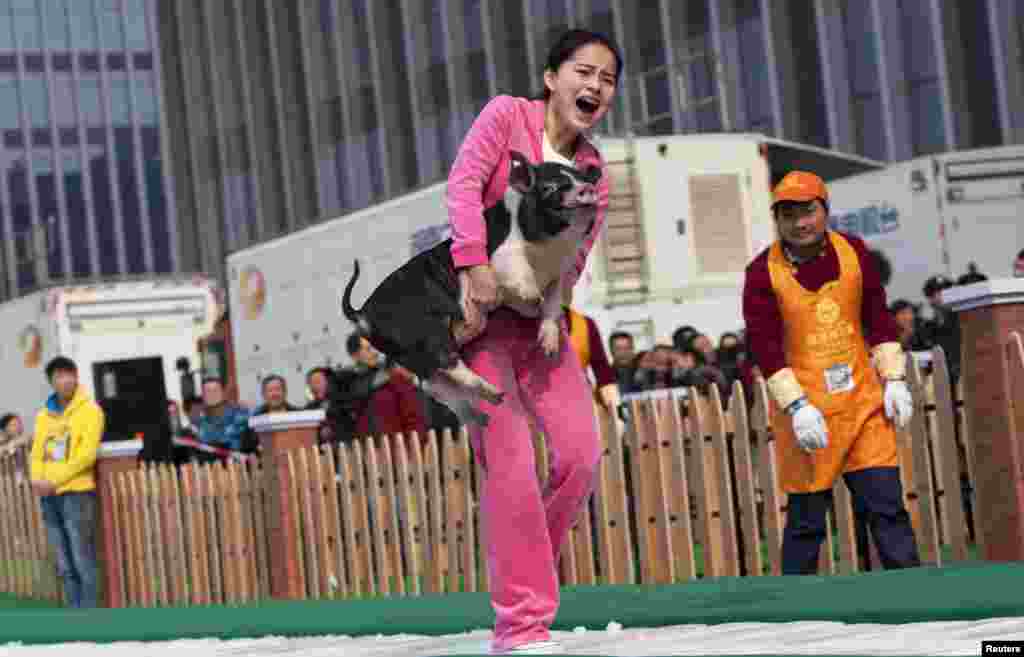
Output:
[580, 165, 602, 185]
[508, 151, 535, 193]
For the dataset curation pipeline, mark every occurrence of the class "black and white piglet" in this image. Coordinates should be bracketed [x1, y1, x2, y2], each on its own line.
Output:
[341, 150, 601, 426]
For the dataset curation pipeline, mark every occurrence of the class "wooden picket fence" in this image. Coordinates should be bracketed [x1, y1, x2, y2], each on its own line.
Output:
[0, 346, 993, 606]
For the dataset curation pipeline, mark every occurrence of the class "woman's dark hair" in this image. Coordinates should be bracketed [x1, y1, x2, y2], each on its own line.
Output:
[535, 29, 624, 100]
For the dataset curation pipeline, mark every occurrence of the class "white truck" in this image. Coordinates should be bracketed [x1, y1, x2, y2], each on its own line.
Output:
[0, 276, 223, 442]
[224, 132, 887, 401]
[826, 143, 1024, 308]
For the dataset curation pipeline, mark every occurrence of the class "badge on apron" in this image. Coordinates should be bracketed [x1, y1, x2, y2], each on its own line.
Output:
[825, 363, 854, 394]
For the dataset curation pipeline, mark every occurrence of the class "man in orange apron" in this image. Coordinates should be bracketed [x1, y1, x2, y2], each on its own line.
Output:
[742, 171, 920, 575]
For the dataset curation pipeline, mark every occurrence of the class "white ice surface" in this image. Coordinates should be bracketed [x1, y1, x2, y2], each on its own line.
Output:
[1, 618, 1023, 656]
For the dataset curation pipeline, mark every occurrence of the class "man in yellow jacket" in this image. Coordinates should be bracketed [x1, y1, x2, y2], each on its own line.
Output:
[30, 356, 105, 608]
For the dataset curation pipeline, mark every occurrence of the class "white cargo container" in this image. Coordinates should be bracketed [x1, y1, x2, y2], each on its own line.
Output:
[0, 276, 222, 440]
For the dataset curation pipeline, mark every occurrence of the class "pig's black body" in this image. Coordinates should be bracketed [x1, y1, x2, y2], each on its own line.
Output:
[340, 151, 602, 425]
[340, 201, 512, 382]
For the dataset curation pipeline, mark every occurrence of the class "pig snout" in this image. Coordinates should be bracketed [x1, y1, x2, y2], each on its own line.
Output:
[565, 183, 597, 206]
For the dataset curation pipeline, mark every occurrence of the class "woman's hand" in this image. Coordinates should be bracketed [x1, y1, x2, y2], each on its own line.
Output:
[454, 264, 500, 345]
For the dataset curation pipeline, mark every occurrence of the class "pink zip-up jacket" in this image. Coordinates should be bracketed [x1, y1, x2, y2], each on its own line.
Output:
[446, 95, 610, 294]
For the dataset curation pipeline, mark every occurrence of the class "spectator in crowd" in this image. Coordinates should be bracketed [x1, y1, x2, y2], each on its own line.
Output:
[691, 333, 717, 366]
[888, 299, 929, 352]
[1, 413, 24, 446]
[182, 395, 203, 427]
[608, 331, 636, 392]
[342, 333, 427, 441]
[672, 325, 699, 353]
[166, 400, 183, 435]
[30, 356, 105, 608]
[1015, 249, 1024, 278]
[742, 170, 920, 576]
[919, 274, 960, 381]
[565, 306, 619, 411]
[193, 376, 252, 461]
[304, 366, 340, 444]
[1, 413, 28, 481]
[252, 374, 299, 416]
[717, 332, 745, 389]
[956, 262, 988, 286]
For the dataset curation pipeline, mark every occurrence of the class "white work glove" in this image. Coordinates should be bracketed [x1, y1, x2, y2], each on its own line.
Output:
[883, 380, 913, 428]
[788, 399, 829, 452]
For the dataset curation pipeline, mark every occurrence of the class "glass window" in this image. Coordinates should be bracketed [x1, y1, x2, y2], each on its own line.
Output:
[140, 126, 171, 273]
[0, 78, 20, 129]
[955, 0, 1000, 147]
[62, 151, 92, 277]
[34, 153, 64, 280]
[535, 0, 568, 51]
[123, 0, 148, 50]
[350, 0, 371, 79]
[735, 0, 773, 134]
[54, 73, 76, 125]
[99, 0, 125, 50]
[13, 0, 42, 50]
[896, 0, 945, 155]
[840, 0, 885, 160]
[114, 127, 144, 273]
[134, 71, 157, 124]
[783, 0, 828, 148]
[462, 0, 483, 51]
[461, 0, 488, 105]
[88, 146, 119, 275]
[22, 77, 49, 129]
[44, 0, 70, 50]
[69, 0, 98, 50]
[7, 155, 36, 290]
[110, 75, 131, 124]
[78, 76, 102, 124]
[0, 0, 16, 50]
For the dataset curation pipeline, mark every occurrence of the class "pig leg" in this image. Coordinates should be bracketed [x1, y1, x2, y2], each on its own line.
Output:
[423, 374, 492, 427]
[441, 359, 505, 405]
[536, 277, 563, 358]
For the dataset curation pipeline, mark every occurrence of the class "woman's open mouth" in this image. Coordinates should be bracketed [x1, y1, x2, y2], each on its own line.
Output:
[576, 96, 600, 116]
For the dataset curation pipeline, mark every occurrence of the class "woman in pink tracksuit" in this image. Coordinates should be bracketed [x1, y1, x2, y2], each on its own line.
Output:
[446, 29, 623, 654]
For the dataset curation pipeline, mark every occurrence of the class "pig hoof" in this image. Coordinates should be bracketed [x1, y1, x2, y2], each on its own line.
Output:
[479, 387, 505, 405]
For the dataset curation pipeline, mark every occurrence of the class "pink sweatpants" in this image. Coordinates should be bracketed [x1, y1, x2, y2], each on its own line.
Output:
[462, 309, 603, 651]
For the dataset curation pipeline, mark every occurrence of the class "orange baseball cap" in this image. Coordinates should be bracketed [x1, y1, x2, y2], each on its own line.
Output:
[772, 171, 828, 208]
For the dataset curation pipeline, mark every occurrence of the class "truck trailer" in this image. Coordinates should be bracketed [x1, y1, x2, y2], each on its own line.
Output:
[0, 275, 223, 448]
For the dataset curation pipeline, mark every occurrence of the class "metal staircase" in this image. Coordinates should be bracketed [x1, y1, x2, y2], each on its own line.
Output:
[600, 135, 649, 307]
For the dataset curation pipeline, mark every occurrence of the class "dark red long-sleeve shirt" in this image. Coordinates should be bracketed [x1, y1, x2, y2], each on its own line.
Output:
[583, 314, 618, 387]
[354, 373, 428, 440]
[741, 231, 900, 379]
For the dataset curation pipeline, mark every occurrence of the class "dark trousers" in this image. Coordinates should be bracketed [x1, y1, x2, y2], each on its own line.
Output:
[782, 466, 921, 575]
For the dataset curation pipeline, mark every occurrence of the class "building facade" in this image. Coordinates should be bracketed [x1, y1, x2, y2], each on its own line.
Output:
[164, 0, 1024, 283]
[0, 0, 175, 301]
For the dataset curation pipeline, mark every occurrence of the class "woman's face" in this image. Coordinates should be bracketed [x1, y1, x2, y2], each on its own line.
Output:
[544, 42, 618, 134]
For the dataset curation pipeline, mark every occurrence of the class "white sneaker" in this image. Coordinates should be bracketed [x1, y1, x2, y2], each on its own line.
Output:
[491, 639, 564, 654]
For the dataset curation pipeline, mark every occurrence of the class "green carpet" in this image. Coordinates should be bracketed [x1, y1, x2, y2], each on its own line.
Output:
[0, 562, 1020, 649]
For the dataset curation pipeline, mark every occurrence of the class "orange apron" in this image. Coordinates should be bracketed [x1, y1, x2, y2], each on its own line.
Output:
[767, 231, 897, 494]
[567, 307, 591, 370]
[567, 307, 605, 403]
